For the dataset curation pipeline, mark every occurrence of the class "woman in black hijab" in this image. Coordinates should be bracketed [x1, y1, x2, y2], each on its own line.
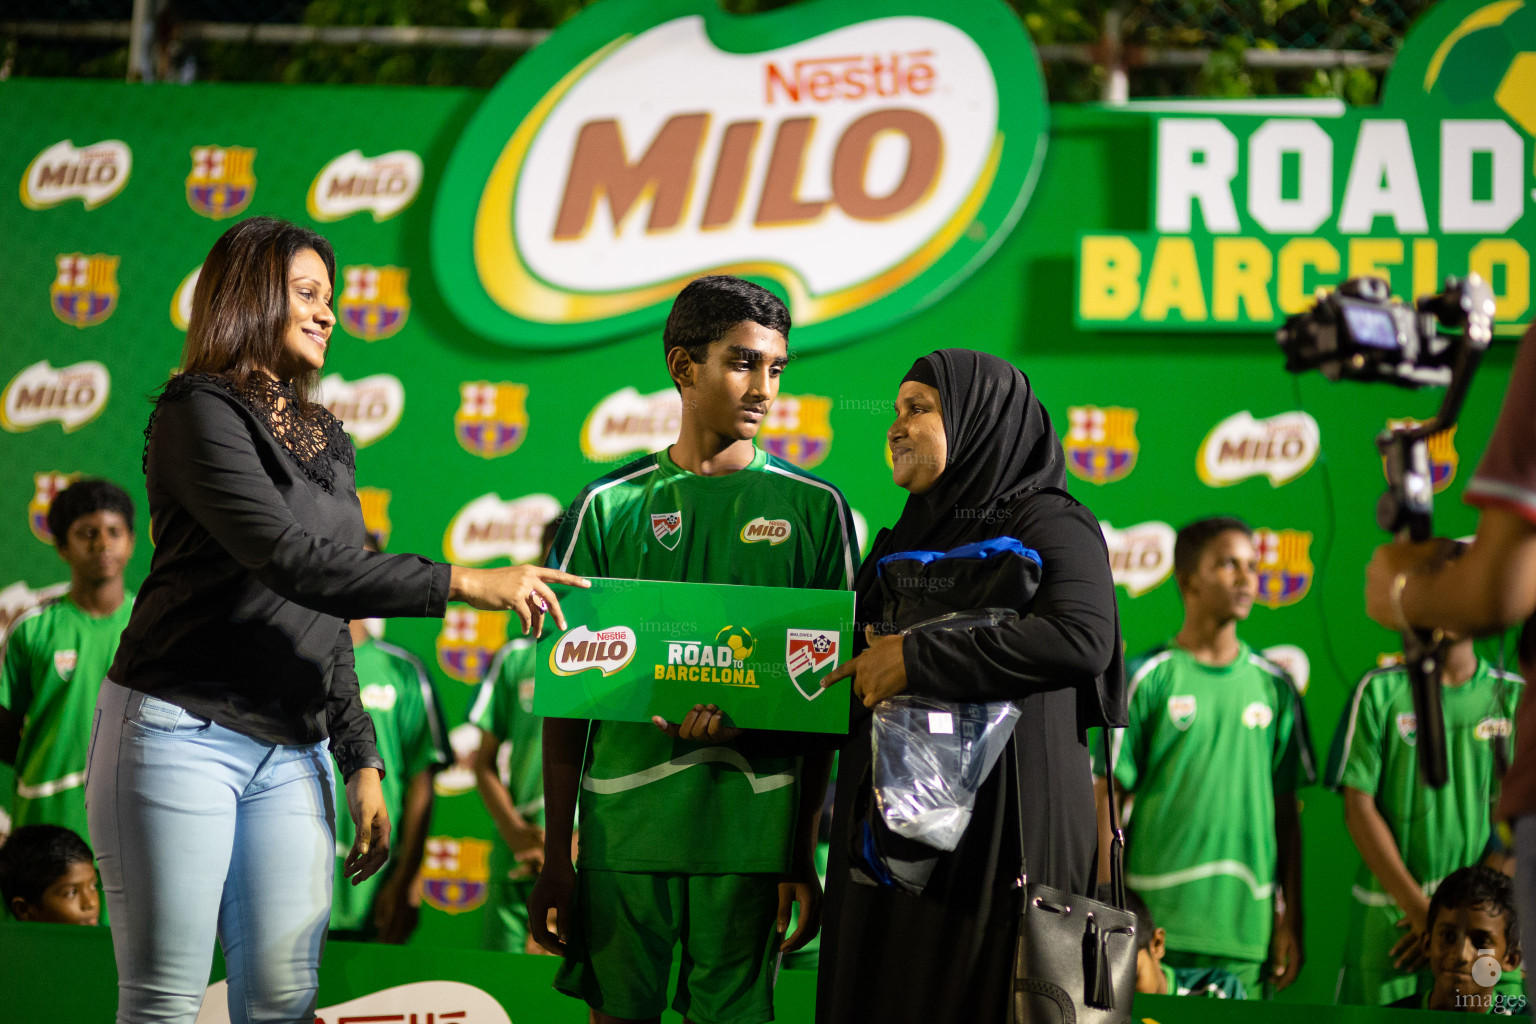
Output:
[816, 349, 1127, 1024]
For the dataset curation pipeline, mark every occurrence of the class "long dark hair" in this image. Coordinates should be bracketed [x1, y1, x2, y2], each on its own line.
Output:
[180, 216, 336, 407]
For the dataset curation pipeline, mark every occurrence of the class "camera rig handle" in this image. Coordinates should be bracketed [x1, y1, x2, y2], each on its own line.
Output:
[1373, 275, 1495, 789]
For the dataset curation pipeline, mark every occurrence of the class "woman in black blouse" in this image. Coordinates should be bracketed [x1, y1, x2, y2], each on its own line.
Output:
[815, 349, 1127, 1024]
[86, 217, 586, 1024]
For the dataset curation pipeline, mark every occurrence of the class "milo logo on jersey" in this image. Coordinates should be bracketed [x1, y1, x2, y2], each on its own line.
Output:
[654, 625, 758, 686]
[51, 253, 119, 328]
[2, 360, 110, 434]
[307, 149, 424, 223]
[420, 836, 492, 914]
[186, 145, 256, 220]
[581, 386, 681, 462]
[431, 0, 1047, 353]
[1384, 418, 1459, 493]
[21, 139, 131, 210]
[1101, 520, 1174, 597]
[1253, 528, 1314, 608]
[318, 373, 405, 448]
[356, 487, 392, 546]
[27, 472, 79, 544]
[444, 492, 561, 565]
[170, 266, 200, 331]
[1197, 411, 1319, 488]
[759, 394, 833, 469]
[1065, 406, 1138, 485]
[455, 382, 528, 458]
[741, 517, 792, 546]
[339, 265, 410, 341]
[436, 608, 511, 684]
[551, 625, 639, 676]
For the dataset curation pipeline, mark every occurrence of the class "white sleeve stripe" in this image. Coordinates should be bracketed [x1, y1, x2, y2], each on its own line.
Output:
[1332, 669, 1388, 789]
[1107, 650, 1173, 775]
[1466, 477, 1536, 517]
[375, 639, 451, 759]
[763, 463, 856, 586]
[557, 462, 660, 572]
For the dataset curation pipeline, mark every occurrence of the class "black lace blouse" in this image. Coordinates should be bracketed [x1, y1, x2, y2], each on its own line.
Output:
[110, 373, 451, 776]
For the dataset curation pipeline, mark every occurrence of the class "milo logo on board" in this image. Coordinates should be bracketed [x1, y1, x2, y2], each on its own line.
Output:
[432, 0, 1047, 352]
[551, 625, 638, 676]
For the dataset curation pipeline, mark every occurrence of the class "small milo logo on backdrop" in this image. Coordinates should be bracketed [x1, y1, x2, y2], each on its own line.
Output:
[339, 265, 411, 341]
[1101, 520, 1175, 597]
[455, 382, 529, 459]
[50, 254, 119, 328]
[186, 145, 256, 220]
[431, 0, 1048, 352]
[20, 139, 131, 210]
[1197, 410, 1319, 488]
[1065, 405, 1138, 485]
[443, 492, 562, 565]
[170, 266, 200, 330]
[2, 360, 110, 433]
[27, 471, 80, 544]
[306, 149, 424, 222]
[1254, 527, 1314, 608]
[318, 373, 405, 447]
[1383, 418, 1459, 492]
[581, 386, 681, 462]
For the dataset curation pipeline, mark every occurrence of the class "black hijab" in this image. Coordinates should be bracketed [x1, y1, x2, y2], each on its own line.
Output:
[885, 348, 1066, 556]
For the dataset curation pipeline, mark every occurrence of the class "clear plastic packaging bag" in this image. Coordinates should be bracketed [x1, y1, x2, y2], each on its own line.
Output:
[869, 695, 1021, 852]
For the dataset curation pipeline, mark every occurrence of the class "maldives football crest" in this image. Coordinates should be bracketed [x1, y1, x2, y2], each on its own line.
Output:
[29, 471, 79, 544]
[1253, 528, 1314, 609]
[455, 382, 528, 458]
[420, 836, 492, 914]
[786, 629, 839, 700]
[436, 608, 511, 684]
[1065, 406, 1138, 484]
[340, 265, 411, 341]
[51, 253, 119, 328]
[186, 145, 256, 219]
[651, 511, 683, 551]
[759, 394, 833, 469]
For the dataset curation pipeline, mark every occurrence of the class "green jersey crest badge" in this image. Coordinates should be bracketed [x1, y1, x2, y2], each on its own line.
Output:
[1167, 695, 1197, 731]
[1398, 711, 1418, 746]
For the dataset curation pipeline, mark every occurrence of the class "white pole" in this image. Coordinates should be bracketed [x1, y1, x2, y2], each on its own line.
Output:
[126, 0, 150, 82]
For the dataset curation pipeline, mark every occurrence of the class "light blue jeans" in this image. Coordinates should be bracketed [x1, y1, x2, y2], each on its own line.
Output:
[86, 680, 337, 1024]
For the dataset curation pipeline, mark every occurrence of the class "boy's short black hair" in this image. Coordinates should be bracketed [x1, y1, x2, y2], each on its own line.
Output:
[1121, 887, 1157, 951]
[46, 478, 135, 548]
[0, 825, 94, 913]
[1173, 516, 1251, 583]
[1427, 865, 1520, 956]
[662, 275, 791, 368]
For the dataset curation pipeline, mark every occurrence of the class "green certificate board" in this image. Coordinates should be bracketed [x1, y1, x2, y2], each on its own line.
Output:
[534, 578, 854, 733]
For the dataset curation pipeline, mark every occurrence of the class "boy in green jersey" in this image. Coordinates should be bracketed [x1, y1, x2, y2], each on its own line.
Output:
[1096, 516, 1315, 997]
[531, 276, 856, 1024]
[1386, 865, 1524, 1014]
[0, 479, 135, 842]
[1125, 888, 1248, 999]
[1327, 631, 1523, 1006]
[329, 537, 453, 942]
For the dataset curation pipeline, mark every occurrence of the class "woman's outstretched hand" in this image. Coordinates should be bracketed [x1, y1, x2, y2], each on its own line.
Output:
[821, 625, 907, 707]
[449, 565, 590, 637]
[343, 767, 391, 885]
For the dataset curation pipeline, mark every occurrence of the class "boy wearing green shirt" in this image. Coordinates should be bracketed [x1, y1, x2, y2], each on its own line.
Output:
[1327, 634, 1522, 1005]
[531, 276, 856, 1024]
[1097, 516, 1315, 997]
[0, 479, 136, 842]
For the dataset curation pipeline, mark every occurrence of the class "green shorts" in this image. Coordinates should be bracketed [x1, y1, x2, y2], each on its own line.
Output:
[553, 869, 781, 1024]
[483, 879, 536, 953]
[1163, 950, 1263, 999]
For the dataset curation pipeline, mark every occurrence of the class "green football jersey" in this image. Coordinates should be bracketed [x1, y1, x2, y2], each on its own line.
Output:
[1106, 642, 1315, 963]
[330, 636, 451, 931]
[0, 593, 133, 840]
[470, 637, 545, 888]
[548, 446, 856, 873]
[1326, 658, 1521, 986]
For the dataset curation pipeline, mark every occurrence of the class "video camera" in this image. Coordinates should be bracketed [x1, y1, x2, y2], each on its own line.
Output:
[1278, 273, 1497, 789]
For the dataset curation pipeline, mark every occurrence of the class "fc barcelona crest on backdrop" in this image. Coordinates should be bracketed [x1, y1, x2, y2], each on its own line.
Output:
[436, 608, 510, 684]
[651, 511, 683, 551]
[1253, 528, 1314, 609]
[759, 394, 834, 469]
[50, 253, 119, 328]
[186, 145, 256, 220]
[1384, 419, 1459, 494]
[454, 382, 528, 458]
[1065, 406, 1139, 485]
[786, 629, 839, 700]
[419, 836, 491, 914]
[29, 471, 78, 544]
[339, 265, 411, 341]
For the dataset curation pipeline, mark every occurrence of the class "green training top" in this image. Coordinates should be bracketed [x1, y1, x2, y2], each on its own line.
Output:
[1327, 658, 1521, 919]
[471, 637, 545, 887]
[1104, 641, 1315, 963]
[548, 446, 856, 873]
[330, 636, 451, 931]
[0, 593, 133, 840]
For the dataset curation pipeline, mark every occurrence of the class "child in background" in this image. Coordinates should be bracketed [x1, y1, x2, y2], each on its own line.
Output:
[0, 479, 135, 840]
[1123, 887, 1248, 999]
[1388, 865, 1523, 1014]
[0, 824, 100, 925]
[1327, 627, 1522, 1005]
[328, 535, 453, 943]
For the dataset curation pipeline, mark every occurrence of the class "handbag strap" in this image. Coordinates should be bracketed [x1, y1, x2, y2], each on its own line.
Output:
[1011, 725, 1127, 910]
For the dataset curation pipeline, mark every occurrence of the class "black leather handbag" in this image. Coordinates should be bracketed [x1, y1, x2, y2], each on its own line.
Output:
[1009, 728, 1137, 1024]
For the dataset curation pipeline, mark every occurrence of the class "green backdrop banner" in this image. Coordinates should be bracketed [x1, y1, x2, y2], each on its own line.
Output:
[0, 0, 1531, 1009]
